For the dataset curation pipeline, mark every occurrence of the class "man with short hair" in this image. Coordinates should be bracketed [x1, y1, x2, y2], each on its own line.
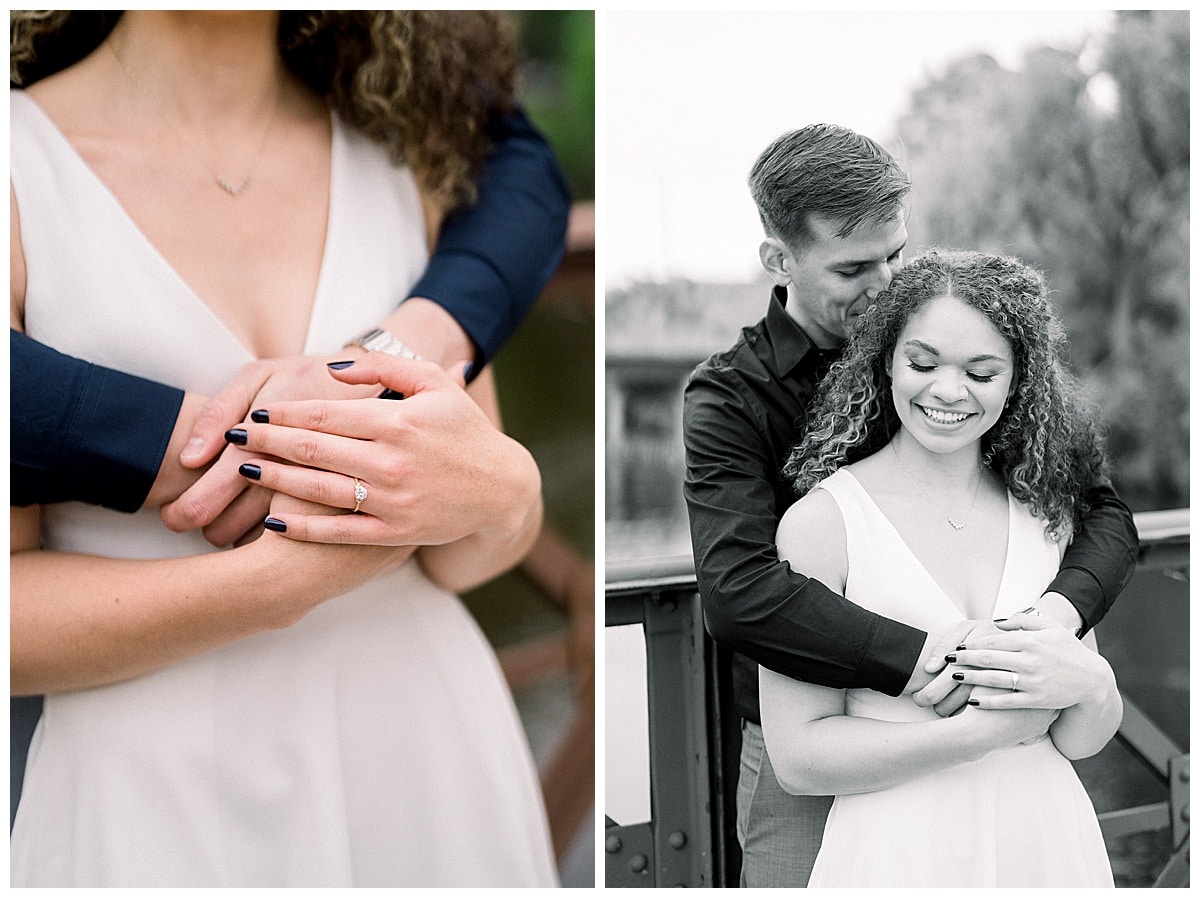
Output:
[683, 124, 1137, 886]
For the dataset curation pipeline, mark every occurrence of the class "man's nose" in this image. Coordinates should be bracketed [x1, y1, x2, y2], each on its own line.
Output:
[863, 261, 894, 300]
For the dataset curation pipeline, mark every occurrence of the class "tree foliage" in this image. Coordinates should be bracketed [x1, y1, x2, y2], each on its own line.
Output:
[895, 10, 1188, 511]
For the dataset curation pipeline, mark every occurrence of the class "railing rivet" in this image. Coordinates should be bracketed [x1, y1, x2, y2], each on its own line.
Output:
[630, 853, 648, 873]
[1180, 762, 1190, 783]
[605, 834, 622, 854]
[1181, 804, 1189, 824]
[669, 831, 687, 849]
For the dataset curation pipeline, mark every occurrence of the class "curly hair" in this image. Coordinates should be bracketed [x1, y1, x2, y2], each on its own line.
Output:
[10, 10, 516, 211]
[783, 249, 1108, 539]
[748, 124, 911, 252]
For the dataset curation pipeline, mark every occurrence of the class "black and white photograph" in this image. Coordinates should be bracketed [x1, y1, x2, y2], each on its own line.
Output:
[605, 9, 1188, 888]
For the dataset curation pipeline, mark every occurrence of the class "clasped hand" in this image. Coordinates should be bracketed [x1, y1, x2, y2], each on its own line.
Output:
[914, 610, 1113, 712]
[236, 353, 536, 547]
[161, 351, 537, 550]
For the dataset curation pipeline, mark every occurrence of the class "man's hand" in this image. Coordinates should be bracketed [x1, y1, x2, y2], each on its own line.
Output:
[160, 351, 377, 546]
[908, 619, 1003, 717]
[1025, 591, 1084, 635]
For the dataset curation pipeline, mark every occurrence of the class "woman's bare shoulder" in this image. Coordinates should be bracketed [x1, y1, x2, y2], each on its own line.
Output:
[776, 482, 847, 592]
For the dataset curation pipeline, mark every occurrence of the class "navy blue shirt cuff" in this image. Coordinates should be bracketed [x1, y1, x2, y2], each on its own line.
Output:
[11, 331, 183, 512]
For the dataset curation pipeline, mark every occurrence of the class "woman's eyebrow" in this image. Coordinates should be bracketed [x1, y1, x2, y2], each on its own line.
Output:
[902, 340, 1007, 364]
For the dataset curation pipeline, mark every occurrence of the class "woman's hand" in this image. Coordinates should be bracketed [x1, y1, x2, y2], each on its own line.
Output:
[231, 353, 541, 551]
[946, 611, 1117, 711]
[158, 351, 381, 546]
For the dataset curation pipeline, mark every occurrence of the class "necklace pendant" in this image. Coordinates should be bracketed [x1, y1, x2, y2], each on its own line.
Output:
[216, 176, 250, 197]
[948, 519, 966, 530]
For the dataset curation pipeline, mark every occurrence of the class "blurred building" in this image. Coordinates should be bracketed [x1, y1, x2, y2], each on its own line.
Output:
[605, 278, 768, 561]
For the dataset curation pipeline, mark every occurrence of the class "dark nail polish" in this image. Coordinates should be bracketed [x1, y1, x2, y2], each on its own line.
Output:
[952, 672, 965, 681]
[378, 388, 405, 400]
[250, 409, 270, 424]
[327, 360, 356, 370]
[944, 653, 957, 664]
[993, 618, 1007, 624]
[225, 428, 248, 445]
[463, 361, 477, 382]
[239, 463, 262, 481]
[967, 698, 980, 706]
[956, 644, 967, 652]
[263, 517, 287, 533]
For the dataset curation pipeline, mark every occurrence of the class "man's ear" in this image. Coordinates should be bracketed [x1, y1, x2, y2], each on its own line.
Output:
[759, 237, 792, 287]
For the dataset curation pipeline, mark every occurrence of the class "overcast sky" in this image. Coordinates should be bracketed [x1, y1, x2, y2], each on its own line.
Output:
[602, 9, 1117, 289]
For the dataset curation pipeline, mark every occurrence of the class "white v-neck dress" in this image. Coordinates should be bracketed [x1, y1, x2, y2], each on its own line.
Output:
[794, 468, 1113, 887]
[10, 90, 557, 888]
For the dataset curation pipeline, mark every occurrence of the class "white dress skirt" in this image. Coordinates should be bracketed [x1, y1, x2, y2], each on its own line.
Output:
[10, 90, 557, 888]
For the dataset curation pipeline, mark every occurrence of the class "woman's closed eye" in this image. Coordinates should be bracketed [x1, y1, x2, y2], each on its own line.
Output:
[906, 361, 998, 383]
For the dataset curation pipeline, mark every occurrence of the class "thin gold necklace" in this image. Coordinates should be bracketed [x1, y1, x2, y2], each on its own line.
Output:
[106, 40, 280, 197]
[890, 440, 984, 531]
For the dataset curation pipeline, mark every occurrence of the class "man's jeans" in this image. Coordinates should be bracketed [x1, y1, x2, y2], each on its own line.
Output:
[736, 720, 833, 887]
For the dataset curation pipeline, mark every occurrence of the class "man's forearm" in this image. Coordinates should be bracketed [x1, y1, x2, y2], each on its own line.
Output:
[1044, 483, 1138, 633]
[408, 105, 570, 367]
[11, 329, 182, 512]
[699, 550, 926, 695]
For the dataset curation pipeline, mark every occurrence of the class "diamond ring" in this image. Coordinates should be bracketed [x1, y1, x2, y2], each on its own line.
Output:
[1010, 671, 1020, 691]
[353, 477, 368, 513]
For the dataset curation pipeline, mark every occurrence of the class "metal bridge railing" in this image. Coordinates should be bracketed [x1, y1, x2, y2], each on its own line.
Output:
[604, 509, 1189, 887]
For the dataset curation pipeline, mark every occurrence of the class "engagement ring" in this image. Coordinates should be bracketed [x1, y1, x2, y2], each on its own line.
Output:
[1010, 671, 1020, 691]
[353, 477, 368, 513]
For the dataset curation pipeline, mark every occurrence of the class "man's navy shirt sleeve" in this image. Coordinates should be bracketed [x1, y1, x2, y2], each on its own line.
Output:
[11, 329, 182, 512]
[407, 105, 571, 366]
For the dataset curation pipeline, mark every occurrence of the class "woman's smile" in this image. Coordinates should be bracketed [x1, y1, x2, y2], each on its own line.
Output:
[916, 404, 973, 426]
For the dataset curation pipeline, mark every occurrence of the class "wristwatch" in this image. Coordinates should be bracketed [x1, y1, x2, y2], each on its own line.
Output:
[346, 328, 422, 360]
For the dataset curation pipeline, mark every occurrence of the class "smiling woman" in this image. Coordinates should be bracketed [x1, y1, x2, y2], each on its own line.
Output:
[888, 292, 1015, 459]
[766, 248, 1123, 887]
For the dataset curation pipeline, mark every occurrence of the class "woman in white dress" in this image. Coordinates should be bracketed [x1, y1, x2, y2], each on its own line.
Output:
[10, 10, 556, 887]
[761, 250, 1121, 887]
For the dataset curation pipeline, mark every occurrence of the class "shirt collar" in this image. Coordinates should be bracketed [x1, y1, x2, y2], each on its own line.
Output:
[763, 285, 836, 380]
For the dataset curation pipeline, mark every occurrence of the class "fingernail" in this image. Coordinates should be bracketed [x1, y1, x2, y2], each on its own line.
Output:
[1018, 606, 1037, 614]
[225, 428, 248, 445]
[944, 653, 957, 663]
[952, 672, 965, 681]
[967, 698, 980, 706]
[327, 360, 356, 370]
[181, 436, 205, 460]
[250, 409, 270, 424]
[378, 388, 405, 400]
[238, 463, 262, 481]
[993, 618, 1007, 624]
[463, 361, 477, 382]
[263, 517, 287, 533]
[956, 644, 967, 652]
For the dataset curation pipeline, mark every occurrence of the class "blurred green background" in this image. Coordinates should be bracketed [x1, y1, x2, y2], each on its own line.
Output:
[463, 9, 594, 645]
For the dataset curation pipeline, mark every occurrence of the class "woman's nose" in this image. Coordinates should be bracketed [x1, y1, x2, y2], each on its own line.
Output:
[929, 370, 967, 402]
